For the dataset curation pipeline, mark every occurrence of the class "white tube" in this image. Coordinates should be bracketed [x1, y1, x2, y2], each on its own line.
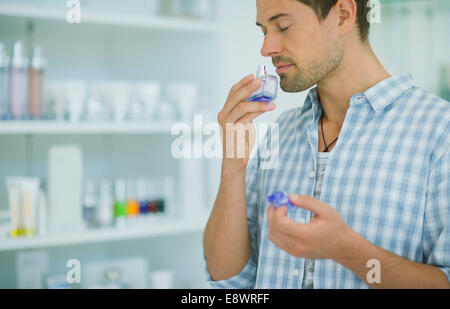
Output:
[6, 178, 22, 237]
[7, 177, 41, 237]
[20, 178, 41, 237]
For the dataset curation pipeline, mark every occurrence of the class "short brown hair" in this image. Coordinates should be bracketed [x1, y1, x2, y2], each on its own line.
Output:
[297, 0, 370, 41]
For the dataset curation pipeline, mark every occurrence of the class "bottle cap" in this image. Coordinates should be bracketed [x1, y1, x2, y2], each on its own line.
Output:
[115, 179, 126, 201]
[99, 179, 112, 199]
[267, 191, 295, 212]
[11, 41, 28, 68]
[147, 177, 156, 199]
[126, 179, 136, 199]
[256, 65, 267, 78]
[30, 45, 46, 69]
[268, 191, 288, 207]
[83, 181, 97, 208]
[0, 42, 8, 67]
[137, 178, 147, 200]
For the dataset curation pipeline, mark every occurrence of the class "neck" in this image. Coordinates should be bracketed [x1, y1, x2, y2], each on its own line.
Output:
[316, 40, 391, 126]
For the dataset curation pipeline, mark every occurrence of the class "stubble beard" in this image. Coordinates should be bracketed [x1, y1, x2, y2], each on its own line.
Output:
[279, 40, 344, 93]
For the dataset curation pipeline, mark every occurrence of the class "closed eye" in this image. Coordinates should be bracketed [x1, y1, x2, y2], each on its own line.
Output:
[261, 26, 290, 37]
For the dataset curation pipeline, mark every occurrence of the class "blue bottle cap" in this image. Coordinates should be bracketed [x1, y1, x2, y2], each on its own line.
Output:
[256, 65, 267, 78]
[268, 191, 297, 212]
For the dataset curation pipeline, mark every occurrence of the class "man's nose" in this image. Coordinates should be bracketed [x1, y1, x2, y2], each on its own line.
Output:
[260, 33, 282, 57]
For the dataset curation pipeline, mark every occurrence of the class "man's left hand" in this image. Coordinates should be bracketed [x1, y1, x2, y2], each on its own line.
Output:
[267, 194, 355, 261]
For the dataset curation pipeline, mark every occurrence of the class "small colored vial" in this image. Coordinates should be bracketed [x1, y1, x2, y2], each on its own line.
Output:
[268, 191, 295, 212]
[246, 65, 278, 102]
[126, 179, 140, 217]
[114, 179, 127, 218]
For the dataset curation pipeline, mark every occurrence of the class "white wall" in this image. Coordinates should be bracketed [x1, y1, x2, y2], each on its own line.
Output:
[370, 0, 450, 95]
[215, 0, 309, 127]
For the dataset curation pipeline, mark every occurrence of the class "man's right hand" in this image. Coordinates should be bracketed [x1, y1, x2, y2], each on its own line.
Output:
[217, 74, 276, 172]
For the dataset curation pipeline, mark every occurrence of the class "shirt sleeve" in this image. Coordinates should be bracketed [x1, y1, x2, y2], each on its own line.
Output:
[203, 142, 262, 289]
[423, 129, 450, 282]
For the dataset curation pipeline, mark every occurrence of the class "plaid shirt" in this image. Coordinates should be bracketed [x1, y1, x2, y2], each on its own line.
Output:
[204, 73, 449, 288]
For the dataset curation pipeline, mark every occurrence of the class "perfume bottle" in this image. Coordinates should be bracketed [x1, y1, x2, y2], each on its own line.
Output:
[246, 65, 278, 102]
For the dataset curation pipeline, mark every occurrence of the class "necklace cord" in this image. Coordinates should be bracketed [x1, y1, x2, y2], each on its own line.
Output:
[320, 115, 338, 152]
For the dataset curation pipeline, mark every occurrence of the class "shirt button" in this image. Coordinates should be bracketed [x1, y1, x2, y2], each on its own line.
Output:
[293, 269, 300, 277]
[309, 171, 315, 178]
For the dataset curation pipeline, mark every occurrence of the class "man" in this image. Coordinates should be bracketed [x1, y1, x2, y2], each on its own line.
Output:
[203, 0, 449, 288]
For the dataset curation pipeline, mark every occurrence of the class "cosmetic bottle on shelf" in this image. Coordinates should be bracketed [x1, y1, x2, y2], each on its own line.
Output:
[126, 179, 140, 227]
[0, 43, 9, 120]
[29, 45, 45, 119]
[82, 181, 98, 229]
[114, 179, 127, 229]
[98, 179, 114, 228]
[137, 178, 149, 226]
[9, 41, 28, 119]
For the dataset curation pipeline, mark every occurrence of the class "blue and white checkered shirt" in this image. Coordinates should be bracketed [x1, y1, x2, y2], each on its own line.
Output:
[204, 73, 449, 288]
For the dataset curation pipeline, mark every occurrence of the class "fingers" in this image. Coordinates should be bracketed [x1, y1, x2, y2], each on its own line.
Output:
[229, 74, 254, 96]
[267, 204, 288, 220]
[222, 75, 255, 114]
[237, 111, 264, 124]
[268, 227, 300, 253]
[267, 206, 305, 255]
[267, 205, 307, 240]
[275, 216, 308, 240]
[228, 102, 275, 123]
[222, 77, 262, 115]
[289, 194, 327, 217]
[232, 78, 262, 103]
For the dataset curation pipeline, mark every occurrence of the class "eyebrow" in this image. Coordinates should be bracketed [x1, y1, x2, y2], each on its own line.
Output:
[256, 13, 292, 27]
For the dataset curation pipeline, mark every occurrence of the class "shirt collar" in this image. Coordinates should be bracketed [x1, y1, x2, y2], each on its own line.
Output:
[302, 73, 415, 115]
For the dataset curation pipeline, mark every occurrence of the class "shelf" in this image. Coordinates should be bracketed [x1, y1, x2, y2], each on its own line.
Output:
[0, 121, 178, 135]
[0, 216, 208, 252]
[0, 2, 219, 34]
[381, 0, 443, 3]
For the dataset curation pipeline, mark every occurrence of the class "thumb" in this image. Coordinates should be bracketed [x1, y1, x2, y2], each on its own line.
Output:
[289, 194, 325, 217]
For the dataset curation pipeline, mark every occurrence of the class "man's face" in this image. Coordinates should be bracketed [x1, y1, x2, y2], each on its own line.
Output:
[256, 0, 344, 92]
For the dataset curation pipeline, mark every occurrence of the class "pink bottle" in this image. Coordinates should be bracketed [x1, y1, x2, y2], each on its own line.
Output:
[29, 45, 45, 119]
[9, 41, 28, 119]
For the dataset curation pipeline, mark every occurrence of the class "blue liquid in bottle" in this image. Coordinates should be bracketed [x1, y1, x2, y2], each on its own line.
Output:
[246, 94, 274, 102]
[246, 65, 278, 102]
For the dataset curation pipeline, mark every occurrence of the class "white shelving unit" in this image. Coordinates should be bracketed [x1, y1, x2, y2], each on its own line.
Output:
[0, 121, 175, 135]
[0, 121, 206, 135]
[0, 0, 219, 288]
[0, 214, 209, 252]
[0, 2, 219, 34]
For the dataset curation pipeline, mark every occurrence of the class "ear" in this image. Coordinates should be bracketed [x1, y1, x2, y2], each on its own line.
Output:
[334, 0, 358, 38]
